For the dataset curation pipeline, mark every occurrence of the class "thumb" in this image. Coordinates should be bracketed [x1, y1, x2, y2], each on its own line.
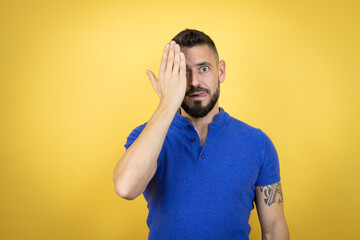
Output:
[146, 70, 157, 88]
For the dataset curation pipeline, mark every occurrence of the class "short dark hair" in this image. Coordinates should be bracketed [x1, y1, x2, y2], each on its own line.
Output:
[172, 29, 219, 62]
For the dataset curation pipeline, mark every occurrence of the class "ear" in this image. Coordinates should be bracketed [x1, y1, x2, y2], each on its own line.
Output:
[218, 60, 225, 84]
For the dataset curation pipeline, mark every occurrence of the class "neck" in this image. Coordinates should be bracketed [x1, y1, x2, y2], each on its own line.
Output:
[179, 102, 221, 130]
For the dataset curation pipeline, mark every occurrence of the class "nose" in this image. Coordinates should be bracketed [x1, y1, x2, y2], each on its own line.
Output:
[187, 70, 201, 87]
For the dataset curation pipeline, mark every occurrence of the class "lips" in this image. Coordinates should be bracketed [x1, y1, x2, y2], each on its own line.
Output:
[186, 86, 210, 97]
[189, 92, 208, 97]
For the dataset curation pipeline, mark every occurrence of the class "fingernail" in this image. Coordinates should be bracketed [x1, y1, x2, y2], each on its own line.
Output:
[170, 41, 175, 45]
[165, 44, 169, 49]
[175, 44, 180, 51]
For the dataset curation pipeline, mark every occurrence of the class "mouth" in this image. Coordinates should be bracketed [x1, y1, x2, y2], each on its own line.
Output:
[188, 92, 208, 98]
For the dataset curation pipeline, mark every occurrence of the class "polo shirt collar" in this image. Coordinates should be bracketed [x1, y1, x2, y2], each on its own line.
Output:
[172, 107, 229, 129]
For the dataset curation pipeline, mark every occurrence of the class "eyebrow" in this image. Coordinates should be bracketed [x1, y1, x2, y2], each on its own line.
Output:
[195, 61, 213, 67]
[187, 61, 213, 68]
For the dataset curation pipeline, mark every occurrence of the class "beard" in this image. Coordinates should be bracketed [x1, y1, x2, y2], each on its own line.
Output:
[181, 81, 220, 118]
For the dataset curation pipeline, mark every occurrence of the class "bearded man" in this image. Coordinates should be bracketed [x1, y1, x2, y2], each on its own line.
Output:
[113, 29, 289, 240]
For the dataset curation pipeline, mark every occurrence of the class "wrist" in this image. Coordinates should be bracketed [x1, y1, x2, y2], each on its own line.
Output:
[157, 100, 181, 115]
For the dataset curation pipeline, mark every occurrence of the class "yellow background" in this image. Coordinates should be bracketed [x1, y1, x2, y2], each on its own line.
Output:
[1, 0, 359, 239]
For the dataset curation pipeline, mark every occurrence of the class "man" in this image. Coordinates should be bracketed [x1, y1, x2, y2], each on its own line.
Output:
[113, 29, 289, 240]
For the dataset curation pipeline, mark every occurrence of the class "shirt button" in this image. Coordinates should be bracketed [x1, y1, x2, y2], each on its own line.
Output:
[191, 138, 196, 142]
[201, 154, 205, 159]
[187, 125, 191, 129]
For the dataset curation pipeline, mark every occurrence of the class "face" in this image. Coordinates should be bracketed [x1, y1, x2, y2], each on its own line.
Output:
[180, 44, 225, 118]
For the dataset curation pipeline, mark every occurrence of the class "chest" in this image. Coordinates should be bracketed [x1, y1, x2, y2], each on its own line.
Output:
[157, 128, 261, 200]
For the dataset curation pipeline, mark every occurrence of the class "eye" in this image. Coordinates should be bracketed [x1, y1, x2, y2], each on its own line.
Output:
[200, 66, 209, 73]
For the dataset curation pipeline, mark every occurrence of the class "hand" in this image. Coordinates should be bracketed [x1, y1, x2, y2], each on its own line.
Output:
[146, 41, 187, 110]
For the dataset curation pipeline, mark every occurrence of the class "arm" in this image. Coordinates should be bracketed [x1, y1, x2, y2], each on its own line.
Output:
[113, 41, 186, 200]
[255, 181, 290, 240]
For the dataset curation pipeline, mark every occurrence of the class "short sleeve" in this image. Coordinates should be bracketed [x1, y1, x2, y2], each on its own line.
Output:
[255, 130, 281, 186]
[124, 123, 147, 150]
[123, 123, 163, 180]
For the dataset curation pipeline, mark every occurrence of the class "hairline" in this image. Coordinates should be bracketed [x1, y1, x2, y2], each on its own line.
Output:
[180, 43, 219, 64]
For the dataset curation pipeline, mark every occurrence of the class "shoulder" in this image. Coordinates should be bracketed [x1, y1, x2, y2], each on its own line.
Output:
[223, 113, 275, 154]
[226, 114, 264, 139]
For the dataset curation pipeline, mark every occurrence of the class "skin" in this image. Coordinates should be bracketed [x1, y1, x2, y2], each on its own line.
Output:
[179, 44, 225, 146]
[113, 40, 289, 239]
[256, 182, 290, 239]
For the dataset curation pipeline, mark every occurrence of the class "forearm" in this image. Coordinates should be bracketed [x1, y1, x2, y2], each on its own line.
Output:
[113, 102, 177, 200]
[114, 40, 186, 200]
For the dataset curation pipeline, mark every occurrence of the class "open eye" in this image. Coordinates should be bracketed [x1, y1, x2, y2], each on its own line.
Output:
[200, 66, 209, 73]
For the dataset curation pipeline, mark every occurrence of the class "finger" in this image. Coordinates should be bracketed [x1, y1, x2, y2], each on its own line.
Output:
[159, 44, 169, 76]
[165, 41, 176, 78]
[146, 70, 158, 89]
[172, 44, 181, 75]
[179, 52, 186, 80]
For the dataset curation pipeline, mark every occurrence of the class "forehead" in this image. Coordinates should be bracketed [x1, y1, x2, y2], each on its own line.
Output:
[180, 45, 217, 67]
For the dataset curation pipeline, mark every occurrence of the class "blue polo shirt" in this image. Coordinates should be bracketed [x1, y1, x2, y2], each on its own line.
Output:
[124, 108, 281, 240]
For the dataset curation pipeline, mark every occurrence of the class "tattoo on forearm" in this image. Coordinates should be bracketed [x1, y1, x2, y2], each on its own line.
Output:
[259, 182, 283, 206]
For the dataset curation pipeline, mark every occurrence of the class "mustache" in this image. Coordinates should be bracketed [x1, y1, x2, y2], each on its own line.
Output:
[186, 86, 210, 96]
